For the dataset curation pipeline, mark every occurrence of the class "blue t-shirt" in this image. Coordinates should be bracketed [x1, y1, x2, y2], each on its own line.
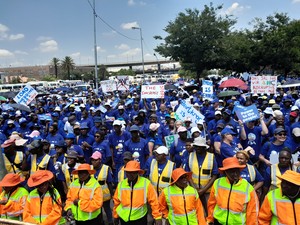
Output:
[108, 131, 131, 165]
[46, 133, 64, 145]
[241, 126, 263, 160]
[124, 138, 149, 168]
[94, 166, 113, 183]
[183, 153, 219, 176]
[143, 157, 175, 177]
[170, 139, 187, 168]
[92, 140, 112, 164]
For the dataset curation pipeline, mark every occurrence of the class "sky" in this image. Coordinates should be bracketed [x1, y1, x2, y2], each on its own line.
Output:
[1, 0, 300, 68]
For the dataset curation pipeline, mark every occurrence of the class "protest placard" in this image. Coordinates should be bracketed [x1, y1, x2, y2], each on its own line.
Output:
[234, 104, 260, 123]
[116, 76, 130, 91]
[251, 76, 277, 94]
[100, 80, 116, 93]
[170, 100, 178, 110]
[141, 85, 164, 99]
[202, 80, 213, 101]
[164, 134, 178, 148]
[13, 84, 38, 105]
[175, 100, 205, 126]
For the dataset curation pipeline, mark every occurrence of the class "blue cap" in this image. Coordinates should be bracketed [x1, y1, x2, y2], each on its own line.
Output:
[51, 112, 59, 117]
[165, 113, 171, 118]
[130, 125, 140, 132]
[80, 123, 89, 129]
[19, 118, 27, 124]
[224, 109, 231, 115]
[221, 127, 236, 135]
[212, 98, 219, 104]
[227, 99, 233, 104]
[93, 117, 102, 123]
[55, 140, 66, 147]
[65, 133, 75, 139]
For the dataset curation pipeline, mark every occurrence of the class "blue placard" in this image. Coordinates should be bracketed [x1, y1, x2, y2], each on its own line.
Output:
[234, 104, 260, 123]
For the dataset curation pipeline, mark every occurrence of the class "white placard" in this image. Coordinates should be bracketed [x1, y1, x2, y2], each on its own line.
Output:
[116, 76, 130, 91]
[100, 80, 116, 93]
[202, 80, 213, 101]
[175, 100, 205, 126]
[141, 85, 165, 99]
[13, 84, 38, 105]
[251, 76, 277, 94]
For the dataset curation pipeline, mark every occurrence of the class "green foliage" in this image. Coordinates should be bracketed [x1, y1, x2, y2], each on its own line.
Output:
[111, 68, 136, 76]
[41, 75, 56, 81]
[61, 56, 75, 79]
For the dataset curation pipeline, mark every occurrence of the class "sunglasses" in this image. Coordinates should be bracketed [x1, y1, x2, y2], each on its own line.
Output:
[277, 132, 287, 136]
[94, 135, 100, 138]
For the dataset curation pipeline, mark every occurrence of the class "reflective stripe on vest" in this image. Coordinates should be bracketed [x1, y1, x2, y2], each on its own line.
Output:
[97, 165, 111, 201]
[189, 152, 213, 191]
[70, 178, 101, 221]
[213, 177, 252, 224]
[31, 154, 51, 173]
[247, 164, 256, 183]
[269, 188, 300, 225]
[27, 189, 60, 225]
[3, 152, 24, 176]
[0, 187, 28, 221]
[270, 164, 282, 190]
[118, 166, 125, 183]
[149, 159, 173, 194]
[116, 177, 148, 222]
[62, 163, 79, 187]
[165, 185, 199, 225]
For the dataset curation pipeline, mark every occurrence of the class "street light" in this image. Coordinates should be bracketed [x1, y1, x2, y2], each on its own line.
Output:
[153, 53, 160, 74]
[132, 26, 145, 77]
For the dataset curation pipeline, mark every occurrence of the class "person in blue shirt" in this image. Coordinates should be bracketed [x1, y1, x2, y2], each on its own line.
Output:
[170, 126, 188, 168]
[89, 116, 102, 136]
[147, 123, 163, 156]
[207, 111, 222, 136]
[79, 110, 94, 129]
[236, 150, 264, 192]
[240, 115, 269, 164]
[107, 119, 131, 185]
[45, 123, 64, 146]
[64, 133, 84, 162]
[219, 127, 241, 162]
[217, 109, 238, 133]
[115, 105, 130, 124]
[76, 123, 94, 163]
[92, 131, 112, 165]
[124, 125, 149, 169]
[16, 118, 31, 138]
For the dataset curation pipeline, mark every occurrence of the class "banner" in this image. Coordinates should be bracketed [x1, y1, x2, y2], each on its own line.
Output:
[202, 80, 213, 100]
[141, 85, 164, 99]
[251, 76, 277, 94]
[13, 84, 38, 105]
[100, 80, 116, 93]
[164, 134, 178, 148]
[234, 104, 260, 123]
[175, 100, 205, 126]
[116, 76, 130, 91]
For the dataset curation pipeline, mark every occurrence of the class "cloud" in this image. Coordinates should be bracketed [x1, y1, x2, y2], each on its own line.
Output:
[292, 0, 300, 3]
[9, 34, 24, 41]
[39, 40, 58, 52]
[121, 22, 139, 30]
[14, 50, 28, 55]
[120, 48, 140, 57]
[128, 0, 135, 6]
[70, 52, 80, 58]
[223, 2, 250, 15]
[115, 44, 130, 50]
[107, 55, 116, 59]
[0, 49, 14, 57]
[0, 24, 24, 41]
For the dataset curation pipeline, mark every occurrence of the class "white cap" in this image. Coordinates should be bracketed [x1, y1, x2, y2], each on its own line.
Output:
[193, 103, 200, 107]
[54, 106, 61, 111]
[149, 123, 160, 131]
[292, 127, 300, 137]
[89, 107, 95, 111]
[113, 120, 122, 126]
[7, 120, 14, 124]
[273, 110, 283, 118]
[154, 146, 169, 155]
[263, 107, 273, 115]
[291, 106, 299, 111]
[29, 130, 40, 138]
[118, 105, 124, 110]
[80, 104, 85, 108]
[215, 111, 222, 116]
[191, 127, 200, 135]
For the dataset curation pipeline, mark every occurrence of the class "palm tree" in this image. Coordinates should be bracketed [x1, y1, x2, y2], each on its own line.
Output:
[50, 57, 60, 78]
[61, 56, 75, 80]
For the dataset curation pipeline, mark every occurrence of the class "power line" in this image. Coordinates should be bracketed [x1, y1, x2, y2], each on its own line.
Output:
[87, 0, 139, 41]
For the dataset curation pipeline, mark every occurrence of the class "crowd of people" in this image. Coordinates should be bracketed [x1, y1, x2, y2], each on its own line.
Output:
[0, 82, 300, 225]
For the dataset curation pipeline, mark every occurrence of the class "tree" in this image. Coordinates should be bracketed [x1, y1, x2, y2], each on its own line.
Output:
[61, 56, 75, 80]
[50, 57, 60, 78]
[154, 3, 236, 81]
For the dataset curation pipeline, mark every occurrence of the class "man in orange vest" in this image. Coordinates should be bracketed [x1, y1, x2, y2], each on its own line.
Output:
[207, 157, 259, 225]
[113, 160, 162, 225]
[158, 168, 206, 225]
[259, 170, 300, 224]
